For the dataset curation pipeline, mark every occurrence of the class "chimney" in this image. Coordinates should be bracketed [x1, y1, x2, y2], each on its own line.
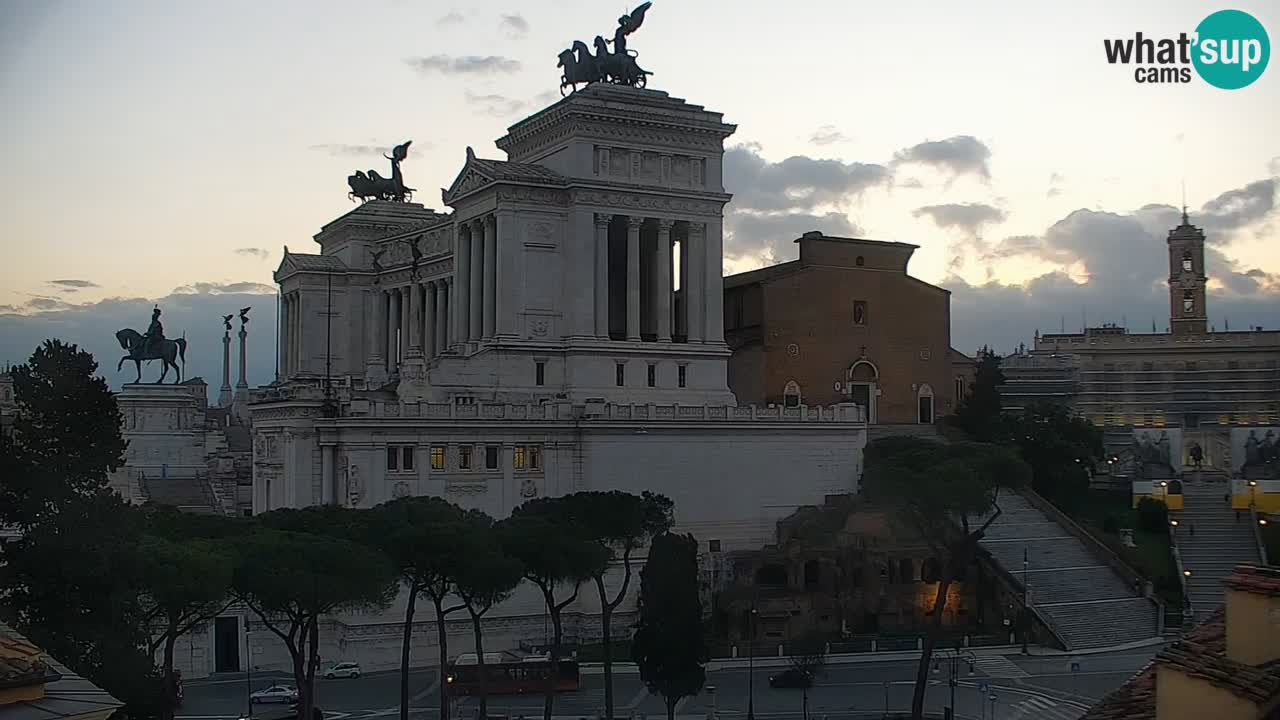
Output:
[1224, 565, 1280, 666]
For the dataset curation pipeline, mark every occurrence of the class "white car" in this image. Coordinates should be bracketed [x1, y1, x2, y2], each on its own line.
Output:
[324, 662, 361, 679]
[249, 686, 299, 704]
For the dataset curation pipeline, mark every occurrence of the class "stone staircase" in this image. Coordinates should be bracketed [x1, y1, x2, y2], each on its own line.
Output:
[1172, 473, 1262, 622]
[979, 492, 1159, 650]
[140, 473, 219, 514]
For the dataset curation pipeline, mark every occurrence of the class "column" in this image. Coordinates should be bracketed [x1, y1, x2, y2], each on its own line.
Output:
[704, 219, 725, 343]
[408, 282, 423, 355]
[686, 224, 705, 342]
[626, 216, 643, 341]
[221, 332, 232, 395]
[237, 324, 248, 388]
[482, 215, 497, 339]
[423, 281, 437, 359]
[469, 219, 484, 341]
[291, 293, 302, 372]
[594, 214, 611, 338]
[455, 225, 471, 347]
[656, 220, 674, 342]
[438, 279, 451, 352]
[370, 289, 385, 364]
[278, 296, 289, 376]
[321, 445, 336, 505]
[399, 286, 411, 362]
[388, 289, 400, 367]
[495, 211, 518, 338]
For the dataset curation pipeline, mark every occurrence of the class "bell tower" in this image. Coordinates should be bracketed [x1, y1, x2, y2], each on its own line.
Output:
[1167, 207, 1207, 336]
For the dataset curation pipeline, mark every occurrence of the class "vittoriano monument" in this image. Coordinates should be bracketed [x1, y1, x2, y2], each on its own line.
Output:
[558, 1, 653, 94]
[116, 305, 188, 384]
[347, 141, 415, 203]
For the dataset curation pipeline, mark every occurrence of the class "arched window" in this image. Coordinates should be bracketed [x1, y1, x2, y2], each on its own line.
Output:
[855, 255, 865, 267]
[1182, 290, 1195, 314]
[917, 383, 935, 424]
[783, 380, 802, 408]
[1181, 252, 1193, 272]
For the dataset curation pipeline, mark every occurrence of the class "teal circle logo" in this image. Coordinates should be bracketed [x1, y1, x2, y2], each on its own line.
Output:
[1192, 9, 1270, 89]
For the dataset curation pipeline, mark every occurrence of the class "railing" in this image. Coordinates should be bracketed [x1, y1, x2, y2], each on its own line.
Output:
[344, 399, 866, 424]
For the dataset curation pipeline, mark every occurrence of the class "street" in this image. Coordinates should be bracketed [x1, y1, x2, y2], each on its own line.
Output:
[181, 647, 1158, 720]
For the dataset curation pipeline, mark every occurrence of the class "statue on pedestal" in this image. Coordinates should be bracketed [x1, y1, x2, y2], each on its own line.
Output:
[347, 141, 415, 203]
[558, 2, 653, 94]
[115, 306, 187, 384]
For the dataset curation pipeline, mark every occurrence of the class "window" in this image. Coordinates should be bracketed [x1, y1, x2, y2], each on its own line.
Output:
[804, 561, 820, 589]
[1228, 361, 1239, 370]
[535, 361, 545, 386]
[459, 445, 473, 470]
[1183, 290, 1195, 314]
[616, 362, 625, 386]
[386, 447, 398, 471]
[485, 446, 499, 470]
[647, 363, 656, 387]
[514, 446, 526, 470]
[678, 365, 687, 388]
[430, 446, 445, 470]
[242, 508, 252, 517]
[402, 447, 414, 471]
[529, 446, 541, 470]
[855, 255, 865, 267]
[454, 395, 476, 405]
[954, 377, 965, 402]
[1182, 252, 1193, 272]
[783, 380, 801, 408]
[1142, 362, 1153, 371]
[709, 539, 721, 553]
[853, 300, 867, 326]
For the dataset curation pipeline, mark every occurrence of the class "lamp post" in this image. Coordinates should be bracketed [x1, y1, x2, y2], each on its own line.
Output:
[747, 604, 757, 720]
[1249, 480, 1258, 509]
[932, 647, 977, 720]
[1160, 480, 1169, 504]
[244, 616, 253, 718]
[1021, 546, 1029, 654]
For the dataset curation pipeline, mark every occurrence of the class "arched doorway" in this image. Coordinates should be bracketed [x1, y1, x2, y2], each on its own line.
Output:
[848, 361, 879, 423]
[783, 380, 802, 408]
[917, 383, 935, 424]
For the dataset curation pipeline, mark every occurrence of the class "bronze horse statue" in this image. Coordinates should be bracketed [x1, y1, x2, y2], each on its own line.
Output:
[348, 141, 415, 203]
[115, 329, 187, 384]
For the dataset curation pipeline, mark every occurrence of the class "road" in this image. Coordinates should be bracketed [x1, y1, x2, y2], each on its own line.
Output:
[182, 647, 1159, 720]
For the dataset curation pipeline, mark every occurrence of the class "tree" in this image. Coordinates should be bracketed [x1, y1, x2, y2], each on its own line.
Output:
[454, 518, 524, 720]
[953, 346, 1007, 443]
[136, 535, 236, 720]
[861, 436, 1030, 720]
[367, 497, 475, 720]
[570, 491, 673, 720]
[631, 533, 706, 720]
[233, 522, 396, 720]
[1012, 401, 1103, 515]
[500, 498, 609, 720]
[786, 633, 828, 720]
[0, 340, 126, 528]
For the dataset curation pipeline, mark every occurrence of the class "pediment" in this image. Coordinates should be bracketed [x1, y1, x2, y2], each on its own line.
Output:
[442, 151, 496, 205]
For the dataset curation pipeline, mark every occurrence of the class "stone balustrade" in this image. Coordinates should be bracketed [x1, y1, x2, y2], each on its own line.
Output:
[342, 399, 865, 424]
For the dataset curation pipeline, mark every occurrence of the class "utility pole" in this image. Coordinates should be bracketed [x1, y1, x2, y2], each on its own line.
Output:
[1022, 546, 1030, 654]
[932, 647, 976, 720]
[747, 601, 757, 720]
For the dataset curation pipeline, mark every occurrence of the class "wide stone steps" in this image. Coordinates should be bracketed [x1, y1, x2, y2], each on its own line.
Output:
[977, 492, 1159, 651]
[1171, 477, 1261, 620]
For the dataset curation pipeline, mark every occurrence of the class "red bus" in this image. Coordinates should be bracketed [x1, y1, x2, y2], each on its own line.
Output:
[445, 652, 580, 696]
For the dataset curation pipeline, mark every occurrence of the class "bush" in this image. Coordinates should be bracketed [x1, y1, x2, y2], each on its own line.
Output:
[1136, 497, 1169, 534]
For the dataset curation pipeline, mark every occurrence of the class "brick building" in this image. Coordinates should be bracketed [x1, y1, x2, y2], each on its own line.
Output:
[723, 231, 960, 425]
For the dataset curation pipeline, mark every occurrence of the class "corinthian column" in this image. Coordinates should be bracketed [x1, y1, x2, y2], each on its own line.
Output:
[455, 225, 470, 348]
[594, 214, 611, 339]
[482, 215, 496, 339]
[407, 282, 422, 356]
[469, 219, 484, 341]
[626, 216, 643, 341]
[438, 278, 450, 352]
[399, 286, 411, 361]
[423, 281, 436, 359]
[656, 219, 674, 342]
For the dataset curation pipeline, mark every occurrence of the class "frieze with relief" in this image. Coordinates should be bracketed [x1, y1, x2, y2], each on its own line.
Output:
[571, 190, 723, 217]
[495, 187, 569, 206]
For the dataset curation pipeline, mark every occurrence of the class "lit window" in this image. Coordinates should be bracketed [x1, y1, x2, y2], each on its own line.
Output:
[430, 446, 445, 470]
[485, 446, 499, 470]
[616, 362, 625, 387]
[535, 361, 545, 386]
[678, 365, 687, 388]
[386, 447, 398, 471]
[1182, 290, 1194, 314]
[459, 445, 473, 470]
[853, 300, 867, 326]
[529, 446, 541, 470]
[1182, 252, 1193, 272]
[647, 364, 656, 387]
[514, 446, 526, 470]
[402, 447, 414, 471]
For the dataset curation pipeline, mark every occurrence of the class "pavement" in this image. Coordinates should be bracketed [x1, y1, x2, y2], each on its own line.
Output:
[180, 644, 1162, 720]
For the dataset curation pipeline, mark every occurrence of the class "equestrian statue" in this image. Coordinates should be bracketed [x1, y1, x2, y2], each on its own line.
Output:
[116, 305, 187, 384]
[348, 141, 415, 203]
[559, 2, 653, 95]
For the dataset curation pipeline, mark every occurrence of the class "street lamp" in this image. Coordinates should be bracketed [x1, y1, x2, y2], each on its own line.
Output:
[747, 604, 758, 720]
[932, 647, 977, 720]
[1249, 480, 1258, 509]
[1183, 569, 1192, 578]
[1021, 547, 1029, 655]
[1160, 480, 1169, 503]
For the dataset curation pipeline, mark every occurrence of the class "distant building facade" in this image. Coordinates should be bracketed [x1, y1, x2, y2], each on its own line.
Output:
[723, 232, 962, 425]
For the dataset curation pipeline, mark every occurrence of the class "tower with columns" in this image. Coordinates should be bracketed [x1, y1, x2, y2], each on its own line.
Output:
[1168, 208, 1208, 336]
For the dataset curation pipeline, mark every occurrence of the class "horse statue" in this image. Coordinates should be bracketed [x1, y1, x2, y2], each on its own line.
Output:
[557, 2, 653, 94]
[348, 141, 415, 203]
[116, 328, 187, 384]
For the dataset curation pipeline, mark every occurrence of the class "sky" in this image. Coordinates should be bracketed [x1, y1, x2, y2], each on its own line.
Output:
[1, 0, 1278, 390]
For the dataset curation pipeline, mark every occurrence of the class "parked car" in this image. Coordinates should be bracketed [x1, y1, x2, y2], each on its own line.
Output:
[324, 662, 361, 679]
[249, 686, 299, 704]
[768, 668, 813, 689]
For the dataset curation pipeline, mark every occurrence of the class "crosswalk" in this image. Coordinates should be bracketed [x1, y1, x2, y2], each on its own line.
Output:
[971, 654, 1031, 679]
[1005, 695, 1083, 720]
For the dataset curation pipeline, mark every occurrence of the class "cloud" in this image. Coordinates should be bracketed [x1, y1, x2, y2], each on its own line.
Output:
[723, 144, 891, 213]
[437, 10, 464, 25]
[1048, 172, 1065, 198]
[308, 143, 391, 157]
[464, 91, 527, 117]
[1196, 178, 1276, 236]
[407, 55, 521, 75]
[809, 126, 848, 146]
[913, 203, 1008, 236]
[892, 135, 992, 181]
[47, 279, 99, 291]
[898, 178, 923, 189]
[234, 248, 270, 260]
[500, 14, 529, 38]
[725, 211, 862, 265]
[0, 284, 279, 398]
[1269, 156, 1280, 176]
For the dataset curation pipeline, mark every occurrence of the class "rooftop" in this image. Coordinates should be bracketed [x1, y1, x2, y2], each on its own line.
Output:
[0, 624, 122, 720]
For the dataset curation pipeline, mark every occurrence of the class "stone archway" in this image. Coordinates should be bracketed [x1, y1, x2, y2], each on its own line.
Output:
[848, 360, 879, 423]
[917, 383, 935, 424]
